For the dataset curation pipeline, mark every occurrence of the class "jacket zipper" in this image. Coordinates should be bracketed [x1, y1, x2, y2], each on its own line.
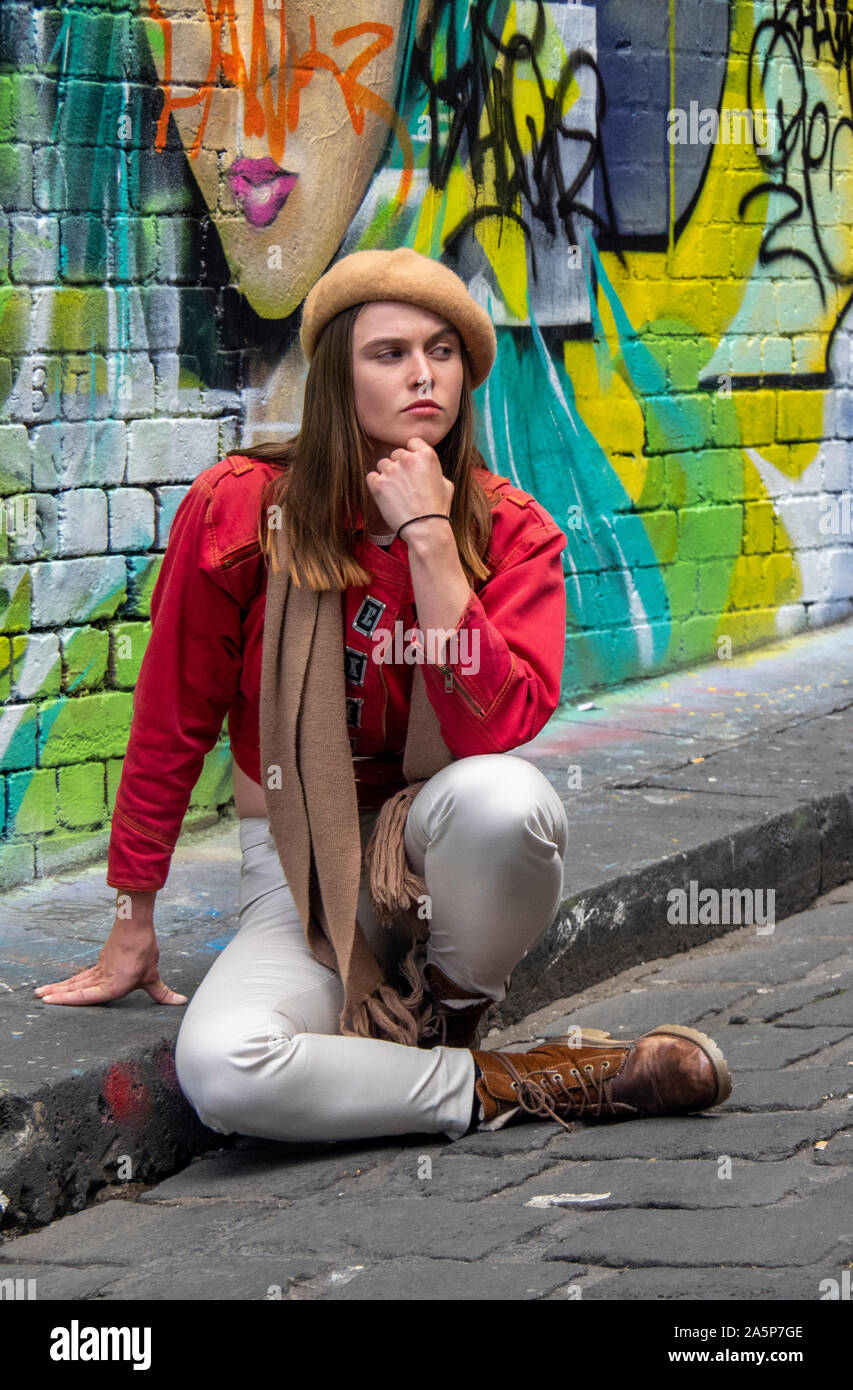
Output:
[221, 540, 260, 569]
[409, 619, 487, 718]
[437, 663, 485, 716]
[377, 658, 388, 744]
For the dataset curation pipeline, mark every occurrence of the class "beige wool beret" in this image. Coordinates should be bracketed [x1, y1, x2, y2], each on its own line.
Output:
[300, 247, 497, 389]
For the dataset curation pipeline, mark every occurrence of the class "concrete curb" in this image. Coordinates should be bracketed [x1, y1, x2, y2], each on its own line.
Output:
[493, 791, 852, 1028]
[0, 1035, 227, 1233]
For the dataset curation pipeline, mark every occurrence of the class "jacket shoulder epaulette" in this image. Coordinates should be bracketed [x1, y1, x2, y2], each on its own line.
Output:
[500, 485, 533, 509]
[477, 469, 530, 507]
[227, 454, 256, 476]
[184, 457, 279, 573]
[183, 455, 255, 494]
[482, 475, 567, 570]
[187, 454, 283, 498]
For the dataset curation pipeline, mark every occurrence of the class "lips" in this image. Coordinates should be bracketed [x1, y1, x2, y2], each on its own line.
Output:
[404, 401, 441, 411]
[228, 158, 298, 228]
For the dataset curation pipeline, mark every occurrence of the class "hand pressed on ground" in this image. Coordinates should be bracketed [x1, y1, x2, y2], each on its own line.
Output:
[34, 917, 187, 1007]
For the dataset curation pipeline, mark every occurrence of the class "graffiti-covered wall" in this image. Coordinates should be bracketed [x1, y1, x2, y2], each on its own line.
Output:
[1, 0, 852, 885]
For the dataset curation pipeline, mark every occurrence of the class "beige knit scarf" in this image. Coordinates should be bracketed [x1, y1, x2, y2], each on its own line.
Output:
[258, 524, 457, 1046]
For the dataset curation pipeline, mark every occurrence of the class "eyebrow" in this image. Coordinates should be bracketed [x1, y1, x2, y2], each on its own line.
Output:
[361, 325, 461, 350]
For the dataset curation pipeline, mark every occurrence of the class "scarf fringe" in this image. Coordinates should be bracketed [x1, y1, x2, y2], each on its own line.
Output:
[342, 783, 444, 1044]
[340, 941, 440, 1047]
[364, 781, 429, 925]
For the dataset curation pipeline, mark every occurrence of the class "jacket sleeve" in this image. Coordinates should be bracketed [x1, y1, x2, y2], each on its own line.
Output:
[106, 477, 245, 892]
[417, 514, 568, 755]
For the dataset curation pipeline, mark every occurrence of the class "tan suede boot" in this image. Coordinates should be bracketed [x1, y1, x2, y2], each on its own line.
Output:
[470, 1025, 732, 1130]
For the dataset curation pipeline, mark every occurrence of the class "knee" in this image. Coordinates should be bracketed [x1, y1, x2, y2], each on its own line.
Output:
[175, 1014, 299, 1136]
[438, 754, 568, 854]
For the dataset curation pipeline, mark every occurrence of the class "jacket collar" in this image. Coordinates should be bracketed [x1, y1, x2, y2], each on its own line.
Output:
[348, 500, 411, 573]
[349, 498, 394, 536]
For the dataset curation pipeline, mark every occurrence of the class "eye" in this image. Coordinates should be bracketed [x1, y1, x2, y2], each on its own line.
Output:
[376, 344, 455, 360]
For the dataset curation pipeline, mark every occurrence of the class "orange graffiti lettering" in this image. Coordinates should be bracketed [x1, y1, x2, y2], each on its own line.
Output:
[147, 1, 413, 202]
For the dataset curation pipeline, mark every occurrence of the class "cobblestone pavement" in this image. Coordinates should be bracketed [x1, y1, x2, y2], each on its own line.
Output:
[1, 882, 850, 1301]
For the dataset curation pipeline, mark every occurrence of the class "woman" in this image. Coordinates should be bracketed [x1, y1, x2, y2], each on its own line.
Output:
[35, 248, 732, 1143]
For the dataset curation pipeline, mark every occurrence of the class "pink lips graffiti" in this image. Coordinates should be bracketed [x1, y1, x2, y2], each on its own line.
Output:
[228, 157, 298, 228]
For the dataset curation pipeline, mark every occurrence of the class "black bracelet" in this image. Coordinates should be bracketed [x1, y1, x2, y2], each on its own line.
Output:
[396, 513, 452, 541]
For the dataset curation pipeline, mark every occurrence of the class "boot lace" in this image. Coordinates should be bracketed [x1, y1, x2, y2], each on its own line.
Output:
[418, 1003, 483, 1048]
[495, 1053, 620, 1131]
[418, 1010, 450, 1047]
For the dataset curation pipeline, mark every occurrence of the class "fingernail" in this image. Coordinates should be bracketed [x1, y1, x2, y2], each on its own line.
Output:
[41, 995, 54, 1003]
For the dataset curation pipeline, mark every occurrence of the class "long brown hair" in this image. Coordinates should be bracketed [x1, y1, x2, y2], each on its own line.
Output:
[225, 302, 500, 590]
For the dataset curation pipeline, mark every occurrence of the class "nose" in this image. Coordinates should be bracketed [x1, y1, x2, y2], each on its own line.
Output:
[411, 349, 434, 393]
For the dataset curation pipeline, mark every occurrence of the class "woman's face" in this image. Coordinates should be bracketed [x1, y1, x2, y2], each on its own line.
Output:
[351, 301, 465, 462]
[145, 0, 422, 319]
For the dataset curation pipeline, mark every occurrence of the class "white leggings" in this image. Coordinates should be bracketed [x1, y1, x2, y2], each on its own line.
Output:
[175, 754, 569, 1144]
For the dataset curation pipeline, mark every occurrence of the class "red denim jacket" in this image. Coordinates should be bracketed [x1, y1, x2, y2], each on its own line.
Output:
[106, 455, 568, 891]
